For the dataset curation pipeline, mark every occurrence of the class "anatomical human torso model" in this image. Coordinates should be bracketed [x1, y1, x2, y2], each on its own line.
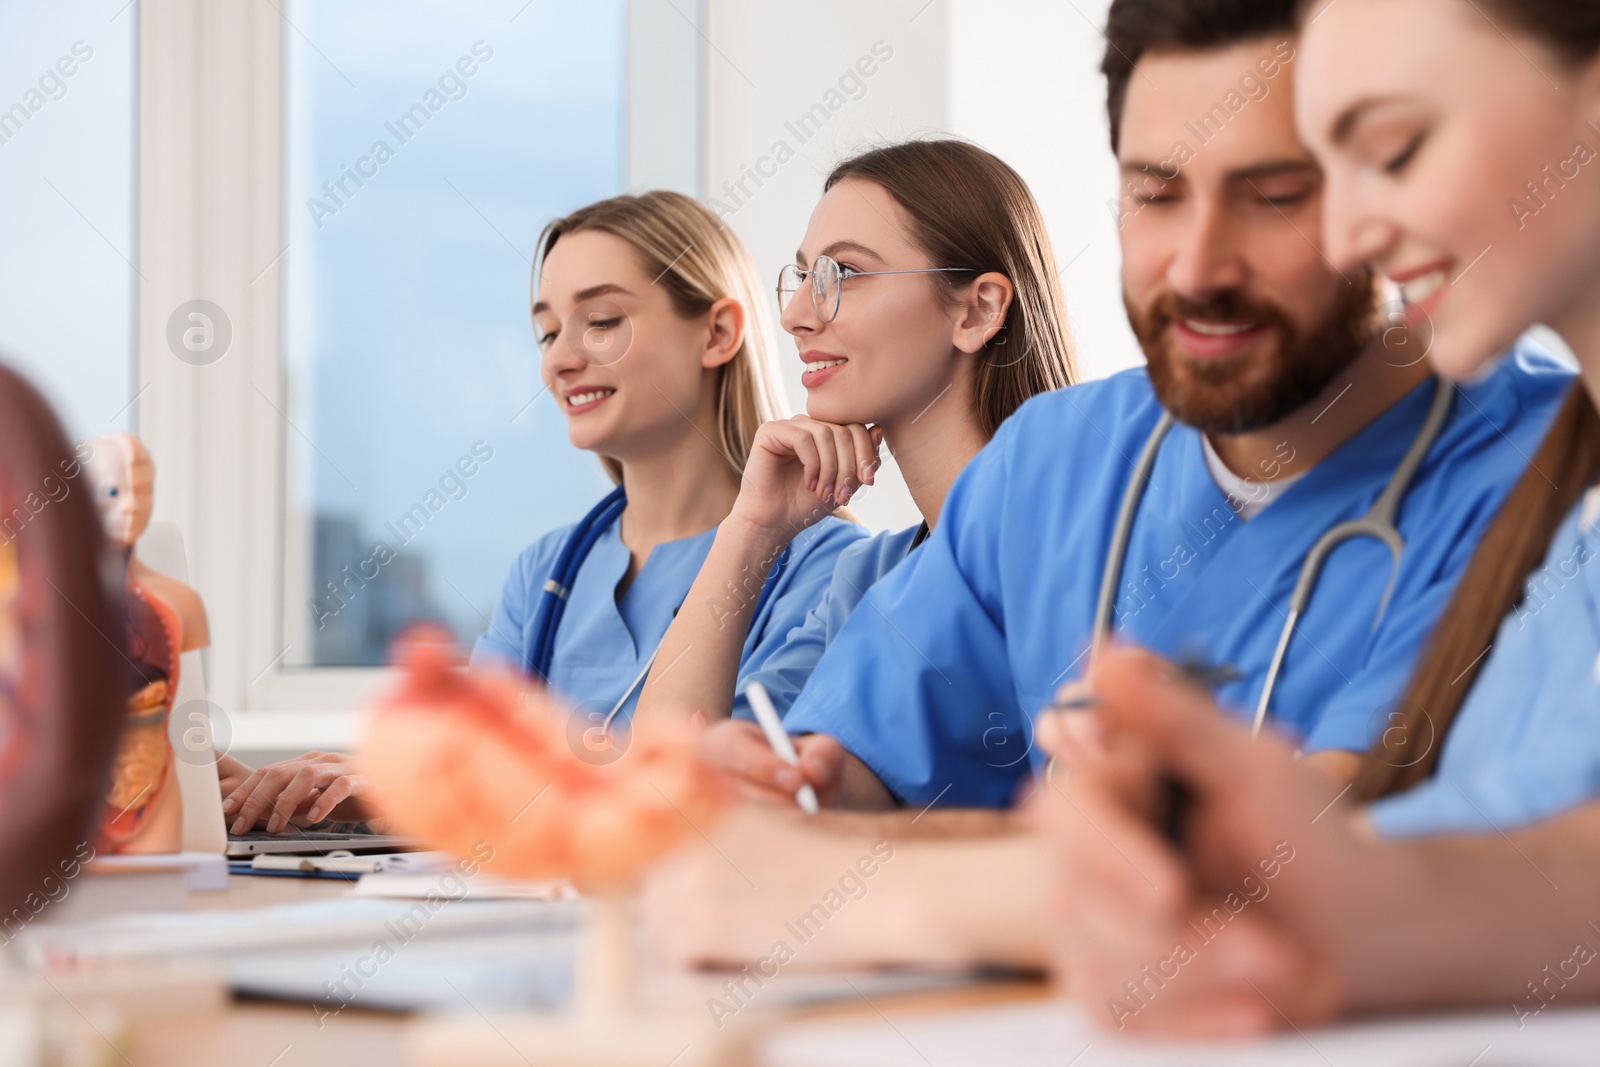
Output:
[88, 433, 209, 854]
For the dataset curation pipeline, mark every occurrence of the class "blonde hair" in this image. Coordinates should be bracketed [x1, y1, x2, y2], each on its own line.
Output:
[533, 191, 787, 484]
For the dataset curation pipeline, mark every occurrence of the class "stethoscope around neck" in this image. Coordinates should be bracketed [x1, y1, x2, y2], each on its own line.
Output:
[1088, 375, 1456, 736]
[525, 485, 786, 732]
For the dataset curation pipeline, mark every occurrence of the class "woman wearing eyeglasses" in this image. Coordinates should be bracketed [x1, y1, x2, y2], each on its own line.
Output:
[635, 140, 1078, 800]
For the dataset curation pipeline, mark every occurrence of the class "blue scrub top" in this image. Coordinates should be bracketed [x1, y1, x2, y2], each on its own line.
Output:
[783, 339, 1571, 808]
[1371, 489, 1600, 837]
[472, 511, 866, 725]
[730, 524, 925, 721]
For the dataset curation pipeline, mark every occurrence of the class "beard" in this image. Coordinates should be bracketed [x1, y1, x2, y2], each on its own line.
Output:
[1127, 274, 1379, 435]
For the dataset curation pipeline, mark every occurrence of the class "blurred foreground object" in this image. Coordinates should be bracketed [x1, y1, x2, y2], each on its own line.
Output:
[361, 626, 721, 891]
[0, 362, 125, 923]
[364, 628, 753, 1065]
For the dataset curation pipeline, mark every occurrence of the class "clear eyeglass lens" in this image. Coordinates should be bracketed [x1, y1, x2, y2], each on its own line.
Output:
[813, 256, 842, 322]
[777, 263, 804, 312]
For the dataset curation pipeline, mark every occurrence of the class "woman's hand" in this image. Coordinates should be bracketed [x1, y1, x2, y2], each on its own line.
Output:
[698, 718, 848, 808]
[1037, 646, 1386, 1036]
[729, 416, 883, 540]
[221, 751, 380, 834]
[635, 417, 882, 727]
[215, 751, 254, 799]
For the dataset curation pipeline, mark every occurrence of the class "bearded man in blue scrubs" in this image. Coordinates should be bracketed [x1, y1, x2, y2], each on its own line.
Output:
[700, 0, 1571, 815]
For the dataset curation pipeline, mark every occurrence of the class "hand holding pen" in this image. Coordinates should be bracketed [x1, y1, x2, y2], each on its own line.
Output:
[1039, 652, 1242, 848]
[1039, 644, 1355, 1035]
[744, 682, 820, 814]
[1046, 655, 1242, 715]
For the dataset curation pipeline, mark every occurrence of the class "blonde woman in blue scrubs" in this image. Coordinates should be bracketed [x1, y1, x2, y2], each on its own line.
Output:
[470, 191, 862, 711]
[221, 191, 862, 833]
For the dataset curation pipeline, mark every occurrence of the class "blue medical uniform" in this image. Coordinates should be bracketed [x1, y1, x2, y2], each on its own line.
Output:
[730, 524, 926, 721]
[472, 513, 866, 724]
[782, 338, 1571, 808]
[1371, 489, 1600, 837]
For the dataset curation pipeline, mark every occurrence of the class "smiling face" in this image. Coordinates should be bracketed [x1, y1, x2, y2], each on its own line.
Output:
[1119, 39, 1377, 434]
[780, 178, 975, 428]
[534, 230, 730, 462]
[1297, 0, 1600, 379]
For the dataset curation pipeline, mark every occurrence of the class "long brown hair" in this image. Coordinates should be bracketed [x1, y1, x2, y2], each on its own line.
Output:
[1330, 2, 1600, 799]
[533, 191, 786, 484]
[824, 140, 1079, 438]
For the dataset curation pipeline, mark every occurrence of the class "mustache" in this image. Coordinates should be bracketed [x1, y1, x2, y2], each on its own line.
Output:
[1130, 290, 1297, 345]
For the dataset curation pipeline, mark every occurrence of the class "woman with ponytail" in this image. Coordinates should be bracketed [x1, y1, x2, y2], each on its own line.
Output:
[1312, 0, 1600, 835]
[1047, 0, 1600, 1035]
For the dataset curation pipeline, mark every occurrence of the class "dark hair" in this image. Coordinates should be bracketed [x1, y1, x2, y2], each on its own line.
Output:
[824, 140, 1078, 438]
[1329, 3, 1600, 800]
[1103, 0, 1302, 153]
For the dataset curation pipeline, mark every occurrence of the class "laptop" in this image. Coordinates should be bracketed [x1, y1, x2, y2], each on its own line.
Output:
[139, 522, 422, 859]
[224, 822, 421, 857]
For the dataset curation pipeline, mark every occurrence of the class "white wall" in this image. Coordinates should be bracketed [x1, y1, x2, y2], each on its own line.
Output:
[704, 0, 1140, 532]
[948, 0, 1141, 385]
[704, 0, 948, 532]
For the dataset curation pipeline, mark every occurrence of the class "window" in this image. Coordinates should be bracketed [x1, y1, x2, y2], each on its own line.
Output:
[0, 6, 135, 439]
[280, 0, 628, 666]
[127, 1, 705, 747]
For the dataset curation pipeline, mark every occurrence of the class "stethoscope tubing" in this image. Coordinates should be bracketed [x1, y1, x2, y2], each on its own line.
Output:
[525, 485, 786, 728]
[525, 486, 627, 680]
[1091, 376, 1455, 731]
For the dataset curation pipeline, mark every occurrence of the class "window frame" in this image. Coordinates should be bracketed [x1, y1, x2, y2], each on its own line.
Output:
[135, 0, 705, 753]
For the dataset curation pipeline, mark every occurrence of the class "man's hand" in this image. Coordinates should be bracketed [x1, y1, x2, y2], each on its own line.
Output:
[222, 751, 378, 834]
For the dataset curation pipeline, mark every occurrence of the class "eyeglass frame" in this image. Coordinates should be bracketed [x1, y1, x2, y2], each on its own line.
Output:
[776, 255, 978, 323]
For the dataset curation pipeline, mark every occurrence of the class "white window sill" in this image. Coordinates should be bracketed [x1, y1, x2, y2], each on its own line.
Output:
[228, 710, 362, 757]
[227, 667, 391, 757]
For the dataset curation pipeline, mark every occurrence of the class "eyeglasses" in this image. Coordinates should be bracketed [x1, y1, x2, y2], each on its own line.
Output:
[777, 255, 976, 323]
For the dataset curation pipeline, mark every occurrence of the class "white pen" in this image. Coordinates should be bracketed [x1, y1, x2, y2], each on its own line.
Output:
[743, 681, 819, 814]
